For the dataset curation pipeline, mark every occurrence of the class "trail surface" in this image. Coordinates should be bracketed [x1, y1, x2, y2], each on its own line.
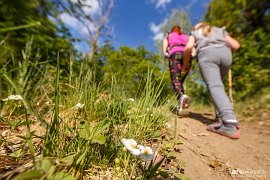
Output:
[170, 109, 270, 180]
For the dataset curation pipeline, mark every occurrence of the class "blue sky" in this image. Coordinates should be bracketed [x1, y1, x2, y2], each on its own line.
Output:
[61, 0, 211, 53]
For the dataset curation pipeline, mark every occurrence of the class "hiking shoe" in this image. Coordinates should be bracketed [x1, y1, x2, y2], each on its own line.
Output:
[207, 121, 240, 139]
[180, 94, 191, 109]
[176, 104, 182, 115]
[177, 94, 191, 115]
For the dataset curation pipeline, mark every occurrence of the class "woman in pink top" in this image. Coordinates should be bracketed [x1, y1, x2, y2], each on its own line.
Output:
[163, 25, 191, 114]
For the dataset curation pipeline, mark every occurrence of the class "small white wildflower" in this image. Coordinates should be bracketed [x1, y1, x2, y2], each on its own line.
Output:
[150, 114, 153, 117]
[146, 108, 150, 111]
[124, 98, 134, 102]
[16, 95, 22, 100]
[2, 95, 22, 101]
[71, 103, 84, 110]
[166, 123, 172, 128]
[121, 138, 140, 156]
[137, 145, 154, 161]
[8, 95, 16, 100]
[127, 98, 135, 102]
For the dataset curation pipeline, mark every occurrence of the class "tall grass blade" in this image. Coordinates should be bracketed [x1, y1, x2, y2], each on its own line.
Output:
[0, 22, 41, 32]
[147, 157, 165, 178]
[2, 74, 48, 127]
[44, 52, 60, 157]
[24, 107, 36, 164]
[49, 52, 60, 137]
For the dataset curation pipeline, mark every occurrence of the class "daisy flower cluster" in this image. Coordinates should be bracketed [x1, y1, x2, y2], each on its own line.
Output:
[2, 95, 22, 101]
[121, 138, 154, 161]
[125, 98, 135, 102]
[71, 103, 85, 110]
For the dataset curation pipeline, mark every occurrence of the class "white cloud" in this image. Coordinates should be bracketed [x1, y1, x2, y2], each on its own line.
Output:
[149, 22, 160, 34]
[74, 41, 90, 53]
[81, 0, 101, 15]
[153, 32, 164, 41]
[69, 0, 100, 15]
[59, 0, 110, 52]
[59, 13, 78, 29]
[149, 18, 167, 41]
[59, 0, 102, 39]
[151, 0, 172, 9]
[81, 26, 90, 37]
[59, 12, 95, 38]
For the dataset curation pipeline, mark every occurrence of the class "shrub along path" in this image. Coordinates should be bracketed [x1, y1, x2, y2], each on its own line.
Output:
[169, 108, 270, 179]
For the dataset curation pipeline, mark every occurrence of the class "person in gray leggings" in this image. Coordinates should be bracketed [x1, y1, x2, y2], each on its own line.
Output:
[183, 22, 241, 139]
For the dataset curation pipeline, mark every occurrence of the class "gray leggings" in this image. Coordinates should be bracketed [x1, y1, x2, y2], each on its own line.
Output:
[198, 46, 238, 124]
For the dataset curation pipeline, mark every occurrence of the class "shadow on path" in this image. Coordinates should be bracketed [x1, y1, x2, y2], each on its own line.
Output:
[169, 106, 217, 125]
[185, 111, 216, 125]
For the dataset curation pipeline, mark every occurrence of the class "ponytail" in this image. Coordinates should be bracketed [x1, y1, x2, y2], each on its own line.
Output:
[194, 22, 211, 36]
[202, 24, 211, 36]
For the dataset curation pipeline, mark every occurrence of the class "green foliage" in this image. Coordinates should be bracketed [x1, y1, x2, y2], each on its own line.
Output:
[232, 28, 270, 98]
[13, 158, 75, 180]
[235, 88, 270, 121]
[0, 0, 77, 74]
[97, 44, 171, 99]
[161, 9, 193, 34]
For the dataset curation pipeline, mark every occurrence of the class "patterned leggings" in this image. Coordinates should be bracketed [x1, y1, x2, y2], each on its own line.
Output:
[168, 52, 189, 100]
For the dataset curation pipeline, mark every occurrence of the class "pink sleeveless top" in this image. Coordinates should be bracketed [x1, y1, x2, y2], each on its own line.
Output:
[167, 32, 188, 57]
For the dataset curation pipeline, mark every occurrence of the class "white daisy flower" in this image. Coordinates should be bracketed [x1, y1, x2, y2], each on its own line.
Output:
[8, 95, 16, 100]
[166, 123, 171, 128]
[127, 98, 135, 102]
[15, 95, 22, 100]
[121, 138, 140, 156]
[71, 103, 84, 110]
[137, 145, 154, 161]
[2, 95, 22, 101]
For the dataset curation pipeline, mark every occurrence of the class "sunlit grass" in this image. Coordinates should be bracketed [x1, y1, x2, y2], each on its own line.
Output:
[0, 48, 172, 179]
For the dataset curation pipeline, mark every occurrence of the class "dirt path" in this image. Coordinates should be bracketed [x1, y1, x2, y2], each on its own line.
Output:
[169, 109, 270, 180]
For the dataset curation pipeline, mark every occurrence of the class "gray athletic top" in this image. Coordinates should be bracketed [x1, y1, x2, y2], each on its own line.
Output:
[191, 26, 229, 54]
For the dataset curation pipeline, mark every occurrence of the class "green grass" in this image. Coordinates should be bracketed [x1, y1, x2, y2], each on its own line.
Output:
[234, 89, 270, 123]
[0, 50, 173, 179]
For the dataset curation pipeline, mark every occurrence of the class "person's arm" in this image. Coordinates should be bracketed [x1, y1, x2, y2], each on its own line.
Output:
[183, 36, 195, 72]
[225, 35, 240, 52]
[163, 37, 168, 56]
